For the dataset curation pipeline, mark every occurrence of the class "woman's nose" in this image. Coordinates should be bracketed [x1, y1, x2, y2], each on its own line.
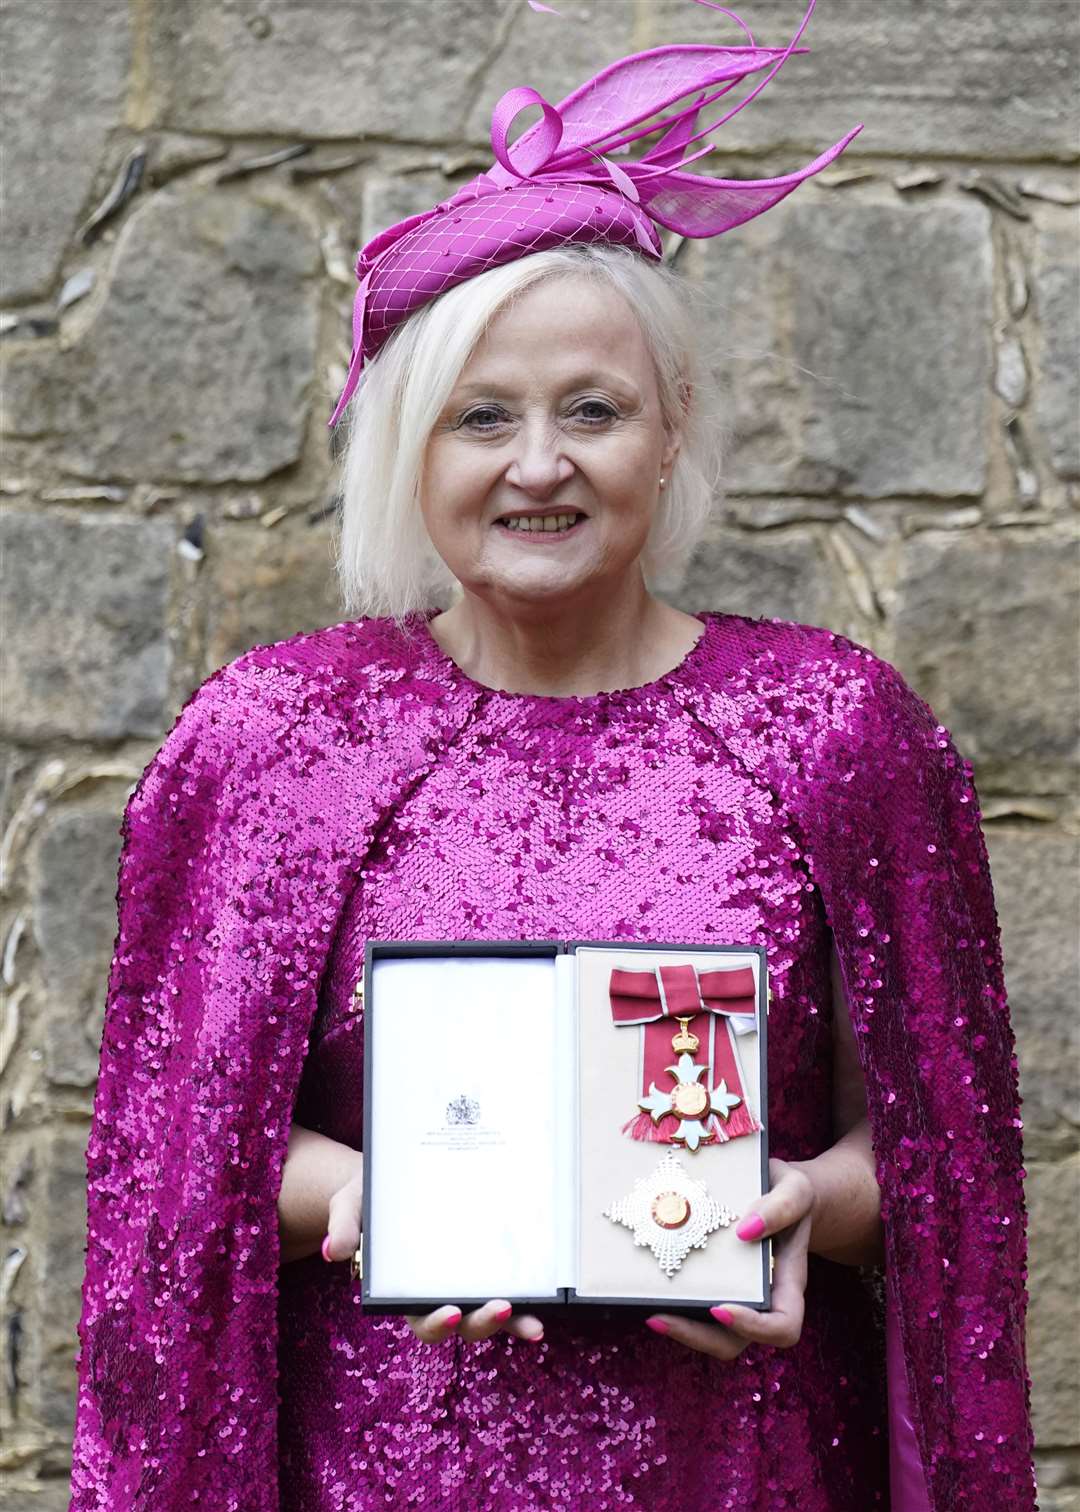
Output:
[503, 421, 574, 496]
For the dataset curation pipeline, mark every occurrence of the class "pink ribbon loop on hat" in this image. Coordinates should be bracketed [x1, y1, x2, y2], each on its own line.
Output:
[489, 86, 647, 227]
[488, 87, 655, 250]
[490, 86, 565, 179]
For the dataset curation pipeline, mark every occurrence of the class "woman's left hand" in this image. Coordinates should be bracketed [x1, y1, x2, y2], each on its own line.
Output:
[643, 1157, 815, 1360]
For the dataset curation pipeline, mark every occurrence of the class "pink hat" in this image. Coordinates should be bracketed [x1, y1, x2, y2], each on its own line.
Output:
[328, 0, 862, 428]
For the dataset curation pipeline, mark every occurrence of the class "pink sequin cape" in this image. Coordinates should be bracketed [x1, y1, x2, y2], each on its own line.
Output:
[70, 610, 1033, 1509]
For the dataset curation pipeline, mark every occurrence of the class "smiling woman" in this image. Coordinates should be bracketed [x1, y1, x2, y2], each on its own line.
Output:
[410, 269, 714, 693]
[334, 245, 724, 634]
[69, 2, 1032, 1508]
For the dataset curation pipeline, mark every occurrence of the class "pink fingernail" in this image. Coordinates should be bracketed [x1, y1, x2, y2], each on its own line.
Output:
[736, 1213, 766, 1241]
[444, 1308, 462, 1329]
[321, 1236, 332, 1262]
[645, 1317, 670, 1335]
[493, 1304, 512, 1322]
[710, 1306, 735, 1326]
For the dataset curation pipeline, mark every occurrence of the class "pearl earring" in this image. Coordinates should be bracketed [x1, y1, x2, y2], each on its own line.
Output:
[659, 476, 667, 490]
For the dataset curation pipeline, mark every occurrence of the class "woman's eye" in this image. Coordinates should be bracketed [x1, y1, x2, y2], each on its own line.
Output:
[460, 407, 507, 431]
[573, 401, 617, 424]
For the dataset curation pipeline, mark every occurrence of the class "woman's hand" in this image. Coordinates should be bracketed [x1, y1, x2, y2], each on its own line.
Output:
[279, 1123, 363, 1265]
[643, 1157, 814, 1359]
[319, 1168, 545, 1346]
[320, 1166, 364, 1264]
[404, 1301, 546, 1346]
[317, 1160, 543, 1345]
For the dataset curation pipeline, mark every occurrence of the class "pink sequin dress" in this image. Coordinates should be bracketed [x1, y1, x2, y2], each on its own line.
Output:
[70, 610, 1033, 1511]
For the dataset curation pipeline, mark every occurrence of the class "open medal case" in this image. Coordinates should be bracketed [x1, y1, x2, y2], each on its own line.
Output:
[359, 940, 770, 1315]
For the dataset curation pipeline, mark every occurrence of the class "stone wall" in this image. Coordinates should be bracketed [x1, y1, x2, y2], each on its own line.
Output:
[1, 1, 1077, 1504]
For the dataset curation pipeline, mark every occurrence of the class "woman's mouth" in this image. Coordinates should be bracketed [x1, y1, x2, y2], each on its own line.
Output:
[494, 511, 587, 539]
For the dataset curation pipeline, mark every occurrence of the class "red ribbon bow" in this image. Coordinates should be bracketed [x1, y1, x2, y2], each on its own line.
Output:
[609, 962, 756, 1024]
[609, 963, 760, 1147]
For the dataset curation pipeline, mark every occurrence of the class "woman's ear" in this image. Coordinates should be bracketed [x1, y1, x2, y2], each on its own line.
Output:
[661, 379, 692, 474]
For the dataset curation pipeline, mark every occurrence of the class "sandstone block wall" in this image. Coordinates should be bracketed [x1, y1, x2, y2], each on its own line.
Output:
[1, 2, 1077, 1504]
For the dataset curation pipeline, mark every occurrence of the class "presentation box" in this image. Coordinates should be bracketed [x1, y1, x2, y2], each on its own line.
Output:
[360, 940, 770, 1315]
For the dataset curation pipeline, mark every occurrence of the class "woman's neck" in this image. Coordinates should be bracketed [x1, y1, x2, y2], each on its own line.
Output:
[426, 587, 704, 698]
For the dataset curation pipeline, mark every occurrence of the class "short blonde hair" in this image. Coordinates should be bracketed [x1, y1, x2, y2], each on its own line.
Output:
[333, 244, 724, 622]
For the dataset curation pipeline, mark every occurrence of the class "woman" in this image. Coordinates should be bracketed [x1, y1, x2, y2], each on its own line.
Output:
[70, 5, 1032, 1509]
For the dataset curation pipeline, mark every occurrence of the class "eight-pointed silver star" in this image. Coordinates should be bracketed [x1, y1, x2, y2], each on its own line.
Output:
[603, 1148, 739, 1277]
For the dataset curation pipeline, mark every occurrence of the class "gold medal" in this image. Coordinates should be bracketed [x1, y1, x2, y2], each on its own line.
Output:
[638, 1050, 743, 1152]
[650, 1190, 691, 1229]
[670, 1081, 710, 1119]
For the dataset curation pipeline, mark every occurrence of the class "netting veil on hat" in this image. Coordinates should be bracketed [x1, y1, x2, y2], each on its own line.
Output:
[327, 0, 862, 428]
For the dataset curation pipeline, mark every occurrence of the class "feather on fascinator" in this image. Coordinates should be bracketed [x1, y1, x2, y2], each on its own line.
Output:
[327, 0, 862, 427]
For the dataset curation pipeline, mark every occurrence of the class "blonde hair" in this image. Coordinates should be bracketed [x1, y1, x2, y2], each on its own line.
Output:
[333, 243, 724, 622]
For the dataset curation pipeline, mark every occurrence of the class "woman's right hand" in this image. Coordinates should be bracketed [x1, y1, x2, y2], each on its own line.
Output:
[405, 1300, 545, 1346]
[321, 1165, 364, 1264]
[318, 1159, 545, 1345]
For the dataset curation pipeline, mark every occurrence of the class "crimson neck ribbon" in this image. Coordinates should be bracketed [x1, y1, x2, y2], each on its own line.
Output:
[609, 962, 761, 1146]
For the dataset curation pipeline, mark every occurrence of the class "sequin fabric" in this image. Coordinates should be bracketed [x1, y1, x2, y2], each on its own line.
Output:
[70, 609, 1033, 1511]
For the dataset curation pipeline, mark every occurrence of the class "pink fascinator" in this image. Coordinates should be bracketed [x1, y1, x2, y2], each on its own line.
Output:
[327, 0, 861, 427]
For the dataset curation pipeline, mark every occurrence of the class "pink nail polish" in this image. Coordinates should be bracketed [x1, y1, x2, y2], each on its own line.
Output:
[444, 1308, 462, 1328]
[321, 1236, 332, 1262]
[493, 1304, 512, 1322]
[736, 1213, 766, 1242]
[644, 1316, 670, 1335]
[710, 1306, 735, 1326]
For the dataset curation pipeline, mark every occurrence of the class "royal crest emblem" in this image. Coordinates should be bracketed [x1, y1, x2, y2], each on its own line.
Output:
[446, 1094, 480, 1126]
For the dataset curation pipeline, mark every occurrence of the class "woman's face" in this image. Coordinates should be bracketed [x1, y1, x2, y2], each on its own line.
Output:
[419, 274, 680, 610]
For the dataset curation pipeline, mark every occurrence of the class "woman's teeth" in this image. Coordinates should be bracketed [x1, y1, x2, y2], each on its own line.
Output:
[500, 512, 583, 532]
